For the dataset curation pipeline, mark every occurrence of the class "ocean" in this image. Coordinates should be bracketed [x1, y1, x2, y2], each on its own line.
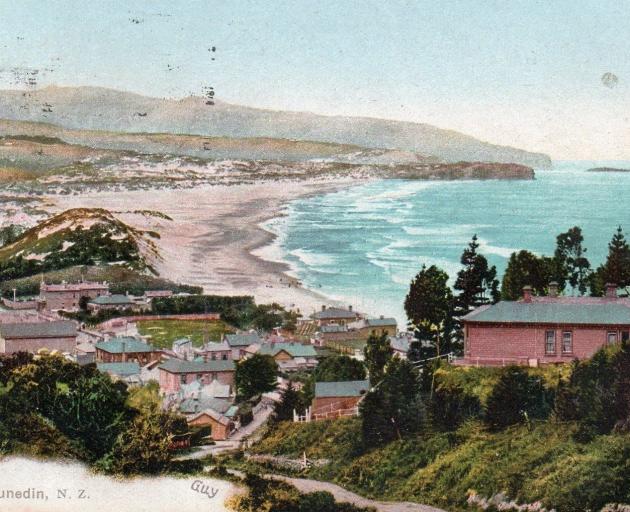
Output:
[262, 162, 630, 324]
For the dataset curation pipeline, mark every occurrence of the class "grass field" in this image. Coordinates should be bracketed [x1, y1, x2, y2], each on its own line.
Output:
[136, 319, 232, 348]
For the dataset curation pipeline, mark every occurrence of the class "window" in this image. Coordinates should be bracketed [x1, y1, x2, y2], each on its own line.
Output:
[222, 354, 228, 360]
[545, 331, 556, 354]
[562, 331, 573, 353]
[196, 373, 204, 381]
[622, 331, 629, 343]
[607, 331, 618, 344]
[180, 374, 186, 384]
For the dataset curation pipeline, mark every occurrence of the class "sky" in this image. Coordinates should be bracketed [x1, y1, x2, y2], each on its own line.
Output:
[1, 0, 629, 160]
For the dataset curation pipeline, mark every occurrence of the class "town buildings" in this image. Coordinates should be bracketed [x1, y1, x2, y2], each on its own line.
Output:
[39, 281, 109, 311]
[311, 305, 364, 327]
[252, 342, 318, 371]
[158, 358, 236, 394]
[309, 380, 370, 421]
[0, 312, 77, 353]
[224, 332, 262, 360]
[460, 284, 630, 366]
[87, 294, 140, 314]
[95, 336, 160, 365]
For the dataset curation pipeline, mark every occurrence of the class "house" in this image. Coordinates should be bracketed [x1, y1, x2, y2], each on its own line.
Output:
[0, 314, 77, 354]
[311, 380, 369, 420]
[144, 290, 174, 300]
[196, 341, 232, 361]
[224, 332, 262, 359]
[97, 361, 141, 383]
[87, 294, 138, 314]
[158, 358, 236, 394]
[39, 281, 109, 311]
[75, 341, 96, 365]
[311, 305, 363, 327]
[254, 342, 318, 371]
[460, 283, 630, 367]
[389, 333, 414, 359]
[348, 316, 398, 339]
[187, 407, 236, 440]
[95, 336, 160, 365]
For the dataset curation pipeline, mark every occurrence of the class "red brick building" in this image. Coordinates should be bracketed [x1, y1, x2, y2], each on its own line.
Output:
[95, 336, 160, 365]
[311, 380, 369, 420]
[40, 281, 109, 311]
[460, 284, 630, 366]
[158, 358, 236, 395]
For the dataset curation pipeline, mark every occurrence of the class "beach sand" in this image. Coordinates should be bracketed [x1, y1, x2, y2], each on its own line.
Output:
[49, 179, 361, 317]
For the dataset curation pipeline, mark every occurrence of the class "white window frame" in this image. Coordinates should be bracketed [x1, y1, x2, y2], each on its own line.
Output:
[562, 331, 573, 354]
[607, 331, 618, 344]
[545, 330, 556, 354]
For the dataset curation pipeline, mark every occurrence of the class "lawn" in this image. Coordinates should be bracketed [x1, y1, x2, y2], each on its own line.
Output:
[136, 319, 232, 349]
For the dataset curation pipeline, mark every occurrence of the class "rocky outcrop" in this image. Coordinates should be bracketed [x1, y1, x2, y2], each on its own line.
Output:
[385, 161, 535, 180]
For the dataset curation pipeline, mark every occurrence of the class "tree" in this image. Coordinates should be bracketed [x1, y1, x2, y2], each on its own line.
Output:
[360, 358, 425, 446]
[501, 250, 553, 300]
[313, 355, 366, 383]
[363, 332, 393, 385]
[590, 226, 630, 296]
[453, 235, 500, 343]
[405, 264, 454, 357]
[485, 366, 552, 431]
[554, 226, 591, 295]
[235, 353, 278, 399]
[274, 381, 304, 421]
[102, 411, 187, 474]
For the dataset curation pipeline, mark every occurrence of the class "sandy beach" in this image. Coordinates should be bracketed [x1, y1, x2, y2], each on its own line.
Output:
[48, 178, 363, 317]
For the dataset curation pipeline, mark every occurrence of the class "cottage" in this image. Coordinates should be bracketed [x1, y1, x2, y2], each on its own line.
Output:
[224, 332, 261, 360]
[311, 380, 369, 421]
[0, 316, 77, 354]
[158, 358, 236, 395]
[348, 316, 398, 339]
[187, 408, 235, 441]
[196, 341, 232, 361]
[95, 336, 160, 365]
[40, 281, 109, 311]
[87, 294, 138, 314]
[255, 342, 318, 371]
[460, 284, 630, 366]
[311, 305, 363, 327]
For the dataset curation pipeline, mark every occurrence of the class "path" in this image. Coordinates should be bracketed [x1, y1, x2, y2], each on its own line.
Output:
[220, 469, 445, 512]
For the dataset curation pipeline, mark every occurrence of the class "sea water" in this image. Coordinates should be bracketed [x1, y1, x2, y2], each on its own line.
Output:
[264, 162, 630, 324]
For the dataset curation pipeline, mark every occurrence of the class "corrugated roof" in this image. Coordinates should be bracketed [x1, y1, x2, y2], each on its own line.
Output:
[365, 317, 397, 327]
[159, 358, 235, 374]
[97, 362, 140, 376]
[224, 333, 261, 347]
[95, 337, 154, 353]
[258, 342, 317, 358]
[90, 294, 133, 305]
[462, 301, 630, 325]
[313, 308, 359, 320]
[315, 380, 370, 398]
[0, 320, 76, 339]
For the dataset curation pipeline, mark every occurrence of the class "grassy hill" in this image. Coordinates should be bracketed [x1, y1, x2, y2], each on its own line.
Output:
[0, 208, 161, 281]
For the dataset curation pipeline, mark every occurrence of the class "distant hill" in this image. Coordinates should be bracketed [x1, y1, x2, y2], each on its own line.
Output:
[0, 86, 552, 167]
[587, 166, 630, 173]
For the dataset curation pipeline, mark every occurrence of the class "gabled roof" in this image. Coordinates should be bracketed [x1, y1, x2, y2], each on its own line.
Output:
[258, 342, 317, 358]
[179, 397, 232, 415]
[159, 358, 235, 374]
[0, 320, 76, 339]
[314, 380, 370, 398]
[97, 362, 140, 377]
[312, 307, 359, 320]
[462, 301, 630, 326]
[90, 294, 133, 305]
[224, 332, 261, 347]
[365, 317, 397, 327]
[188, 408, 232, 425]
[95, 336, 154, 353]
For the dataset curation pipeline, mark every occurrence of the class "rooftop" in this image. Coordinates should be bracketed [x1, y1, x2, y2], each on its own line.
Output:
[0, 320, 77, 339]
[312, 307, 360, 320]
[90, 294, 134, 306]
[258, 342, 317, 358]
[224, 332, 261, 347]
[97, 362, 141, 377]
[41, 281, 108, 292]
[320, 324, 348, 333]
[365, 317, 397, 327]
[462, 300, 630, 326]
[96, 337, 154, 353]
[159, 358, 235, 374]
[314, 380, 370, 398]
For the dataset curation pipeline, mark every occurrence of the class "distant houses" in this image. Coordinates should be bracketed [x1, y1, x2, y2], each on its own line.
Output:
[87, 294, 142, 314]
[0, 312, 77, 354]
[312, 305, 363, 326]
[95, 336, 160, 365]
[250, 342, 318, 371]
[459, 283, 630, 366]
[224, 332, 262, 360]
[39, 281, 109, 311]
[158, 358, 236, 394]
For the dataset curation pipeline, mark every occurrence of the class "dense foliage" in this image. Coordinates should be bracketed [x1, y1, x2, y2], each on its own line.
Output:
[363, 332, 392, 385]
[235, 353, 278, 400]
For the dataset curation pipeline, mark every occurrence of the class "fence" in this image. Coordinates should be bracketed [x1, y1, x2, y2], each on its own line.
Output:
[98, 312, 221, 330]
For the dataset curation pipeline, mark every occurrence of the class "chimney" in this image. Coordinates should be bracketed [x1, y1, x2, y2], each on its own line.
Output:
[121, 340, 126, 362]
[380, 315, 384, 319]
[522, 286, 533, 303]
[348, 305, 353, 312]
[549, 281, 559, 298]
[606, 283, 617, 299]
[322, 305, 327, 311]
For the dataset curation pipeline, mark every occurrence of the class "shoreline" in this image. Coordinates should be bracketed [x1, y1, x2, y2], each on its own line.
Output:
[46, 178, 368, 317]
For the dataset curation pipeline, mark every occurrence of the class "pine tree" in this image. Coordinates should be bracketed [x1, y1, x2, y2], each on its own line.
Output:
[274, 381, 304, 421]
[554, 226, 591, 295]
[363, 332, 393, 385]
[603, 226, 630, 290]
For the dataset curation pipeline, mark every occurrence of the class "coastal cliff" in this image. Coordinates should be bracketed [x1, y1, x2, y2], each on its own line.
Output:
[385, 161, 535, 180]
